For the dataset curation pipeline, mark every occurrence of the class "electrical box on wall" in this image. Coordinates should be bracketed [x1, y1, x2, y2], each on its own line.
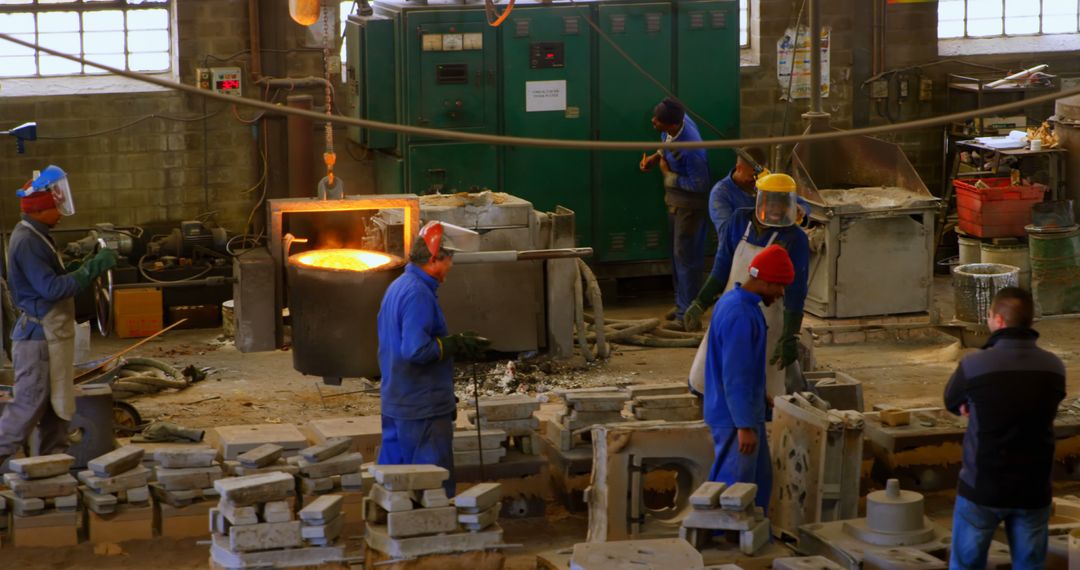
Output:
[195, 67, 211, 90]
[210, 67, 242, 96]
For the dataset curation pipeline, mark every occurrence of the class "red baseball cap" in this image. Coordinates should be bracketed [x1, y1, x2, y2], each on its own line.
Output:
[749, 244, 795, 286]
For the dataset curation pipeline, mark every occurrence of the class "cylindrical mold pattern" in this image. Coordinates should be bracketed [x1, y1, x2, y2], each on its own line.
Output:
[980, 242, 1030, 290]
[287, 252, 403, 380]
[957, 235, 982, 265]
[1029, 226, 1080, 317]
[865, 483, 925, 534]
[952, 263, 1019, 323]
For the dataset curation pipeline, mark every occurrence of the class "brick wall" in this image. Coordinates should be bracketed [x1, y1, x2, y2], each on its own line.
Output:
[0, 0, 361, 235]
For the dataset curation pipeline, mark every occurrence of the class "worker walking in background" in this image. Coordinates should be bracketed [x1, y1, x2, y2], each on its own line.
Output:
[376, 221, 490, 496]
[639, 98, 710, 324]
[704, 244, 793, 510]
[944, 287, 1064, 569]
[685, 173, 809, 401]
[0, 166, 116, 467]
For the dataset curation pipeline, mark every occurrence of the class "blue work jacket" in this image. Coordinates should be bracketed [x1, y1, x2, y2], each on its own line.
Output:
[661, 116, 710, 195]
[7, 215, 82, 341]
[704, 285, 767, 428]
[377, 263, 454, 420]
[711, 208, 810, 314]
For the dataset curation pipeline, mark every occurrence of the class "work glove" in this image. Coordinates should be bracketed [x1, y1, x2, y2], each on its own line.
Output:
[682, 275, 725, 332]
[439, 331, 491, 362]
[72, 248, 118, 287]
[769, 309, 804, 370]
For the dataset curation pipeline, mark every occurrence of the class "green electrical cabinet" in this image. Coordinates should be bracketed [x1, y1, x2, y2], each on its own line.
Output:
[594, 2, 673, 263]
[346, 0, 740, 268]
[501, 5, 593, 246]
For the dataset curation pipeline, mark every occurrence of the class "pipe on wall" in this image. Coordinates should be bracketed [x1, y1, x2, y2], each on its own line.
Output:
[287, 95, 315, 198]
[808, 0, 822, 116]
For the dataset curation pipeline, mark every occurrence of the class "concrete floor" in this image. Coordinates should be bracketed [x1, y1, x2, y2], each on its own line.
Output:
[6, 286, 1080, 568]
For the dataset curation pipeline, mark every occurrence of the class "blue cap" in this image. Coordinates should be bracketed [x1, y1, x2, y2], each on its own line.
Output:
[18, 165, 66, 197]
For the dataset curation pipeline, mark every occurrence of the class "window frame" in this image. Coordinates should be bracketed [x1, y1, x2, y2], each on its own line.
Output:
[938, 0, 1080, 56]
[0, 0, 176, 86]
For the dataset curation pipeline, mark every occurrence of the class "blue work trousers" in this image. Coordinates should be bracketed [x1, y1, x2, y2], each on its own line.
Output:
[377, 413, 456, 496]
[668, 205, 708, 319]
[708, 424, 771, 510]
[950, 494, 1050, 570]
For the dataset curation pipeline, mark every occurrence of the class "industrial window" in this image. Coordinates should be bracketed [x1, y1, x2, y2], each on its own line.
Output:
[0, 0, 173, 79]
[938, 0, 1080, 55]
[739, 0, 748, 47]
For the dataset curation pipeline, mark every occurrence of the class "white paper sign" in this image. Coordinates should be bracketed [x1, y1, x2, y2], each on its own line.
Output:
[526, 80, 567, 112]
[777, 25, 830, 100]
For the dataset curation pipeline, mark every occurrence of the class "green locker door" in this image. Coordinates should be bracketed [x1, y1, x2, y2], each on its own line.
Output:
[595, 2, 673, 263]
[676, 0, 740, 181]
[501, 7, 593, 246]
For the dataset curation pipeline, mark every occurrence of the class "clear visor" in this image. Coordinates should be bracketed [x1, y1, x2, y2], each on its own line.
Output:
[439, 222, 479, 252]
[49, 178, 75, 216]
[755, 190, 798, 227]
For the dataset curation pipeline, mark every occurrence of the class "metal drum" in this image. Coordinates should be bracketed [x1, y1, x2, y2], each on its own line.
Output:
[957, 235, 982, 265]
[980, 242, 1030, 290]
[286, 249, 404, 383]
[952, 263, 1019, 324]
[1028, 225, 1080, 316]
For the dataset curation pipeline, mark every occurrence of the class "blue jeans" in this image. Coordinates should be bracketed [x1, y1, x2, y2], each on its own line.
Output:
[950, 494, 1050, 569]
[377, 413, 456, 496]
[667, 205, 708, 318]
[708, 424, 772, 510]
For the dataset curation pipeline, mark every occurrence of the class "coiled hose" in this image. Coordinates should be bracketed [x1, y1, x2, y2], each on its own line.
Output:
[111, 357, 189, 400]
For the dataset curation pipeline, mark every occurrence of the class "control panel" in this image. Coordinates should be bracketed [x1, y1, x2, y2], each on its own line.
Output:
[529, 42, 565, 69]
[195, 67, 242, 96]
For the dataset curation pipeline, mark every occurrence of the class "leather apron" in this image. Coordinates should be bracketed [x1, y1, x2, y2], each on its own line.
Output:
[18, 221, 77, 421]
[689, 222, 784, 400]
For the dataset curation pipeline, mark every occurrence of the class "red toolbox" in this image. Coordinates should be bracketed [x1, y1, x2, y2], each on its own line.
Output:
[954, 177, 1046, 238]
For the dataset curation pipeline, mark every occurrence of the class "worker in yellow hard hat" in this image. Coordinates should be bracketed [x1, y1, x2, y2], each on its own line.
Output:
[684, 173, 810, 405]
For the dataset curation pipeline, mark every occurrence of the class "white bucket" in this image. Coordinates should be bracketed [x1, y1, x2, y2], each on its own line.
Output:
[958, 235, 982, 265]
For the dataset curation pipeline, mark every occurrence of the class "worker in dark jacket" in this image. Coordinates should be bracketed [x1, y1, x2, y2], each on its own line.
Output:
[639, 98, 710, 323]
[704, 244, 793, 510]
[944, 287, 1065, 569]
[0, 166, 116, 467]
[376, 221, 489, 496]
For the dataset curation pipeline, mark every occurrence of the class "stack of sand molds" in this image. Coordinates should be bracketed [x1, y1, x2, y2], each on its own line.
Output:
[3, 454, 80, 547]
[224, 443, 300, 477]
[680, 482, 769, 556]
[152, 446, 224, 538]
[467, 395, 542, 457]
[79, 445, 153, 543]
[627, 383, 702, 421]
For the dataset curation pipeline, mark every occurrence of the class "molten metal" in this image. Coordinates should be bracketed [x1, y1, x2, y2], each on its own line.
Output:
[294, 249, 394, 272]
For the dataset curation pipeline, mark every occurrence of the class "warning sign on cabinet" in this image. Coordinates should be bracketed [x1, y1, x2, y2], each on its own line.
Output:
[526, 80, 567, 112]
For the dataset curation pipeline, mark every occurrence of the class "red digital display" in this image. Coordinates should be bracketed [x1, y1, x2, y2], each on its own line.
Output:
[216, 79, 240, 91]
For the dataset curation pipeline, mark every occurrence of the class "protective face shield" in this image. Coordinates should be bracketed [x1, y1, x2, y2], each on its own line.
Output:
[416, 221, 479, 263]
[26, 165, 74, 216]
[754, 173, 798, 228]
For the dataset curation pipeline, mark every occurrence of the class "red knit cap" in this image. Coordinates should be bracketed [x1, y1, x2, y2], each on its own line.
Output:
[20, 190, 56, 213]
[749, 244, 795, 286]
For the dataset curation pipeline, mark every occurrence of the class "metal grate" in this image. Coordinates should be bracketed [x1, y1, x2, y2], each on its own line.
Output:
[563, 16, 579, 35]
[645, 13, 662, 34]
[609, 233, 626, 252]
[712, 10, 727, 29]
[609, 14, 626, 34]
[644, 231, 661, 249]
[515, 18, 530, 37]
[689, 12, 705, 30]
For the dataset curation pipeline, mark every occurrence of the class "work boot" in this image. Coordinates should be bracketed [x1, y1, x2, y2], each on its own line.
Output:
[663, 306, 679, 321]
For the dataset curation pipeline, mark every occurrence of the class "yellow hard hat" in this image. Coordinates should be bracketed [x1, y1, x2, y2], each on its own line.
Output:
[756, 173, 797, 193]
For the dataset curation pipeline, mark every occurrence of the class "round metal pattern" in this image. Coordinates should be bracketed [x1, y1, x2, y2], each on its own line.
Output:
[112, 401, 142, 433]
[92, 238, 113, 337]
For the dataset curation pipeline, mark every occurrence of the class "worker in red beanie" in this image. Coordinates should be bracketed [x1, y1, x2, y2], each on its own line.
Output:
[702, 244, 793, 511]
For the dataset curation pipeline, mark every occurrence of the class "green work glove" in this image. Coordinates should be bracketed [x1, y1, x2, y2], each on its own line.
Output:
[682, 275, 725, 332]
[683, 301, 706, 332]
[63, 259, 82, 272]
[770, 310, 804, 369]
[71, 249, 117, 288]
[439, 332, 492, 361]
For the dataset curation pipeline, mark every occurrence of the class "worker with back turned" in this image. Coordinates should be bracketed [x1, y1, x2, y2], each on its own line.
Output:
[639, 97, 711, 325]
[0, 166, 116, 468]
[704, 244, 793, 510]
[944, 287, 1064, 569]
[376, 221, 490, 496]
[684, 173, 809, 402]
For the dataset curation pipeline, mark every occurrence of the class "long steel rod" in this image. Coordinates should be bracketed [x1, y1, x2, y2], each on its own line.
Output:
[808, 0, 822, 115]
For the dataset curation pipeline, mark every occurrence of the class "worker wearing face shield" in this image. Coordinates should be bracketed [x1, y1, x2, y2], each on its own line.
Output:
[684, 173, 809, 403]
[376, 221, 491, 496]
[0, 166, 116, 467]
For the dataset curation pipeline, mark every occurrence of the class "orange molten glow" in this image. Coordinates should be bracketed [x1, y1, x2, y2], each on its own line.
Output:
[294, 249, 394, 272]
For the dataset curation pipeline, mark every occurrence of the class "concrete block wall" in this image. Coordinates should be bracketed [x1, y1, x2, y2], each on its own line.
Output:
[0, 0, 349, 234]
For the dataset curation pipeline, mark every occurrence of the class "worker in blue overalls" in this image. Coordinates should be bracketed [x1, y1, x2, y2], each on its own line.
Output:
[685, 173, 810, 403]
[376, 221, 489, 496]
[0, 166, 116, 467]
[709, 146, 769, 235]
[639, 98, 711, 324]
[704, 244, 794, 510]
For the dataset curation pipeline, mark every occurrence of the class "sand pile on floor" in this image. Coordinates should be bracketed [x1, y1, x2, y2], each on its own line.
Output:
[818, 186, 927, 209]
